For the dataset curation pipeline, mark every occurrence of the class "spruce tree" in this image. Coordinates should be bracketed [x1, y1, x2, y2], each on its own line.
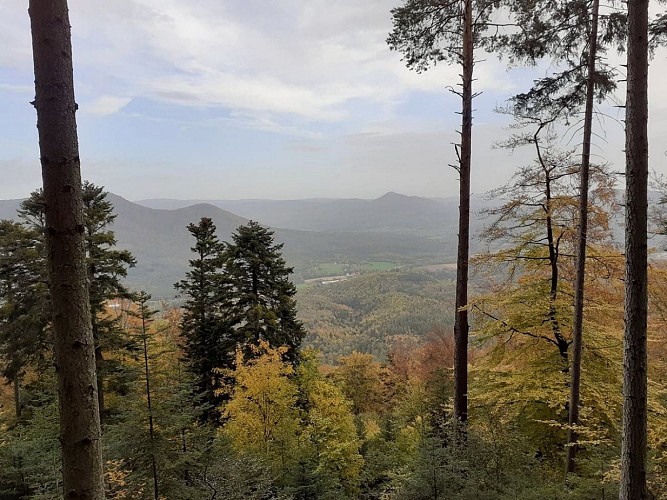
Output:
[19, 183, 137, 417]
[0, 220, 50, 419]
[129, 291, 160, 500]
[177, 219, 305, 423]
[223, 221, 305, 364]
[175, 217, 230, 423]
[81, 181, 137, 416]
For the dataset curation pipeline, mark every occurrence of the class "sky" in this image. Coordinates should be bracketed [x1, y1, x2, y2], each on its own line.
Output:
[1, 1, 666, 201]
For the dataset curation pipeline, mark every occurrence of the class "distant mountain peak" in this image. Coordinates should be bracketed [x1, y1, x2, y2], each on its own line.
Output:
[377, 191, 408, 201]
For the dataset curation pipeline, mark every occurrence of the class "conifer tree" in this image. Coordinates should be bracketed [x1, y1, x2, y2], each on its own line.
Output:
[130, 291, 159, 500]
[0, 220, 50, 419]
[19, 183, 136, 417]
[496, 0, 625, 118]
[177, 219, 304, 422]
[81, 182, 136, 415]
[223, 221, 305, 363]
[175, 217, 230, 423]
[388, 0, 501, 425]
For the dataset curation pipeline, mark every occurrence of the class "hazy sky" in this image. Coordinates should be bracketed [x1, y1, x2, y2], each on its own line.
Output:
[1, 1, 666, 200]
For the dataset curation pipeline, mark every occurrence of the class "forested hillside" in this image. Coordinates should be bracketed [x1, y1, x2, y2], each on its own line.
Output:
[4, 181, 667, 498]
[298, 269, 456, 361]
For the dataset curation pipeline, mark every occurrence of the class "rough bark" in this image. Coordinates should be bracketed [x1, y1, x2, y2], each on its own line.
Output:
[28, 1, 106, 498]
[453, 0, 474, 425]
[566, 0, 600, 475]
[620, 0, 649, 497]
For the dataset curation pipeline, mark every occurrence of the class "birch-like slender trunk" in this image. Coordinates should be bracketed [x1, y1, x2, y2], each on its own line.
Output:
[565, 0, 600, 475]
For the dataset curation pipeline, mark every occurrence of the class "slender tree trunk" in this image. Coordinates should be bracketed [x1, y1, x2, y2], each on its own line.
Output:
[535, 127, 568, 363]
[566, 0, 600, 475]
[13, 373, 21, 420]
[620, 0, 649, 497]
[95, 340, 105, 419]
[141, 310, 159, 500]
[453, 0, 474, 425]
[28, 2, 105, 498]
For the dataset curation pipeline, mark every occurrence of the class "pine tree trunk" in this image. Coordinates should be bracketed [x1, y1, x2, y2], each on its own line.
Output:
[13, 373, 21, 420]
[453, 0, 473, 425]
[620, 0, 649, 497]
[142, 311, 159, 500]
[28, 1, 105, 498]
[95, 341, 106, 419]
[566, 0, 599, 475]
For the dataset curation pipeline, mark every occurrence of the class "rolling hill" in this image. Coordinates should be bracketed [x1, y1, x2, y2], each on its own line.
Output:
[0, 192, 460, 299]
[135, 192, 481, 235]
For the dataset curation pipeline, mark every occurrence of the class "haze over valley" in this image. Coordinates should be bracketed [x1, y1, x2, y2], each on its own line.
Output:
[1, 190, 487, 299]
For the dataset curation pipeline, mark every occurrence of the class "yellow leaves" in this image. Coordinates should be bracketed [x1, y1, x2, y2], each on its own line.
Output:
[105, 460, 145, 499]
[304, 377, 363, 490]
[362, 416, 382, 440]
[335, 351, 384, 415]
[221, 342, 298, 460]
[220, 343, 364, 493]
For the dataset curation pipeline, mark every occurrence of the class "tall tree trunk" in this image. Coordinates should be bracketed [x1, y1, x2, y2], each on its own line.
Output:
[453, 0, 474, 425]
[141, 309, 159, 500]
[566, 0, 600, 475]
[28, 2, 105, 498]
[13, 373, 21, 420]
[87, 237, 106, 419]
[95, 339, 105, 419]
[620, 0, 649, 497]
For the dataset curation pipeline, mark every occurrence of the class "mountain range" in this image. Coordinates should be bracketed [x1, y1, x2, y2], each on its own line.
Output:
[0, 192, 486, 299]
[136, 191, 468, 234]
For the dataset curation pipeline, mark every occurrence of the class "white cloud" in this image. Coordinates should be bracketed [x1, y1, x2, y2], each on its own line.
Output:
[0, 83, 32, 94]
[1, 0, 519, 128]
[85, 96, 132, 116]
[3, 0, 667, 201]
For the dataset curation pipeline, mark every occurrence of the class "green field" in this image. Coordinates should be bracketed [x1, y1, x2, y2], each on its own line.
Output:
[303, 261, 400, 280]
[359, 261, 399, 272]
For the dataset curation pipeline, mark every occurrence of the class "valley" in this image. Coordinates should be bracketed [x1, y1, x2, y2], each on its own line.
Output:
[0, 190, 464, 361]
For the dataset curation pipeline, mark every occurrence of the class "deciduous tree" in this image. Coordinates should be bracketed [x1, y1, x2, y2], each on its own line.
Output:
[222, 342, 301, 478]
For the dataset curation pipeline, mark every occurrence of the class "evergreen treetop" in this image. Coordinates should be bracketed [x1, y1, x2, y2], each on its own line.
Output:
[224, 221, 305, 362]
